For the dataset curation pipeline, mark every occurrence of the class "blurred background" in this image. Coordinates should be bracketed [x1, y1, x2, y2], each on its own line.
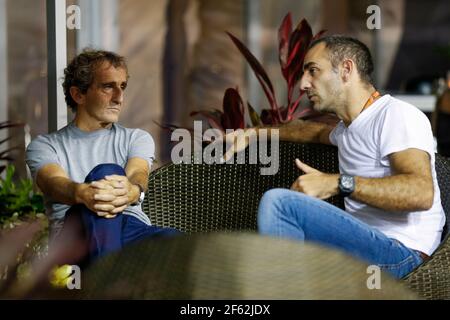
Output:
[1, 0, 449, 179]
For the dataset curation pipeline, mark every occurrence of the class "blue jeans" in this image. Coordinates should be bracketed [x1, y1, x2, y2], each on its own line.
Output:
[257, 188, 424, 279]
[66, 163, 181, 261]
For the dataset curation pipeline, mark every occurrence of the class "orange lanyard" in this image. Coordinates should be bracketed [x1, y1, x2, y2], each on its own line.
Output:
[361, 91, 381, 113]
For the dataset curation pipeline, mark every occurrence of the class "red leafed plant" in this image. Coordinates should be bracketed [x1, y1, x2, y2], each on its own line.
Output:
[190, 13, 326, 131]
[190, 88, 246, 131]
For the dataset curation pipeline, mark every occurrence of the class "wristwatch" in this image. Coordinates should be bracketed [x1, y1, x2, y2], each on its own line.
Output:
[131, 184, 145, 206]
[338, 174, 355, 197]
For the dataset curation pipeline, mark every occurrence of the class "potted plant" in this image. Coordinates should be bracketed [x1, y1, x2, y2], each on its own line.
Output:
[0, 121, 45, 232]
[187, 13, 327, 131]
[0, 121, 47, 290]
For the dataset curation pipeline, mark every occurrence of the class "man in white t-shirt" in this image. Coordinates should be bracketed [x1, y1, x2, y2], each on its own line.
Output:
[228, 35, 445, 278]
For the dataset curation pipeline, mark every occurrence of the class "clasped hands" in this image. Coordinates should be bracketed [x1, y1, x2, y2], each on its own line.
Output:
[78, 175, 139, 218]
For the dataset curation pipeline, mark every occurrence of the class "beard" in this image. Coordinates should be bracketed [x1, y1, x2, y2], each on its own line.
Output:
[311, 80, 342, 114]
[311, 95, 337, 114]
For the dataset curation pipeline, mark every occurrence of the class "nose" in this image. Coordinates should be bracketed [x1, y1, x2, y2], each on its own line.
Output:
[112, 87, 124, 104]
[300, 72, 311, 92]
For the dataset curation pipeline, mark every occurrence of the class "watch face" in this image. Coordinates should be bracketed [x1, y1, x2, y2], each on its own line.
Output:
[339, 175, 354, 196]
[342, 176, 353, 189]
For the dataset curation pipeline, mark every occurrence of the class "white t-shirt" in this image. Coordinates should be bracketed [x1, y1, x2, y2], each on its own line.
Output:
[329, 94, 445, 255]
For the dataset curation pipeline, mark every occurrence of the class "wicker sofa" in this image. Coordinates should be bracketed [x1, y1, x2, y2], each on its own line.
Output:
[142, 141, 450, 299]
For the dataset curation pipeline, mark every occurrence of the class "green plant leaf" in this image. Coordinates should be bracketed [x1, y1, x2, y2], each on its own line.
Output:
[0, 165, 44, 219]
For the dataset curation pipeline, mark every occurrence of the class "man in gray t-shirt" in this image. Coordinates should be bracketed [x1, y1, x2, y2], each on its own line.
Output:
[26, 50, 179, 261]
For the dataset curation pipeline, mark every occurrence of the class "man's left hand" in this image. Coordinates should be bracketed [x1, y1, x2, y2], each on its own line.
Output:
[290, 159, 339, 200]
[103, 174, 140, 204]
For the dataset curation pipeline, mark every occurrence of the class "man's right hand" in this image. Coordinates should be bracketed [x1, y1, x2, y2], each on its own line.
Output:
[221, 129, 258, 162]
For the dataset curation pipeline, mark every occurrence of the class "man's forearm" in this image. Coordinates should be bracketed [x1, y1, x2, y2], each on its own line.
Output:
[38, 176, 85, 206]
[127, 169, 148, 193]
[255, 120, 333, 144]
[353, 175, 434, 212]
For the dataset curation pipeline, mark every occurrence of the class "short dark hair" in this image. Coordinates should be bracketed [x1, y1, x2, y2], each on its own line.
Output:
[62, 49, 128, 111]
[309, 35, 374, 86]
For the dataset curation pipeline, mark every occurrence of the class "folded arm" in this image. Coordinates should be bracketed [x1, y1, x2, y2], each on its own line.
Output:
[36, 164, 86, 207]
[352, 148, 434, 211]
[292, 148, 434, 212]
[36, 157, 150, 217]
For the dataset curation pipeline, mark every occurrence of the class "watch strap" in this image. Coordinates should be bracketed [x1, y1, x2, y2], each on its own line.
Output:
[338, 174, 355, 197]
[131, 184, 145, 206]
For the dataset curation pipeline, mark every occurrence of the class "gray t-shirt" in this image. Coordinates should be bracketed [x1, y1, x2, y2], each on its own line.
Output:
[26, 122, 155, 233]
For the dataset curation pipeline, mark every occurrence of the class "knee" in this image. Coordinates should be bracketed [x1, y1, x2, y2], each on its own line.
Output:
[259, 188, 286, 209]
[257, 188, 291, 226]
[84, 163, 126, 183]
[258, 188, 304, 210]
[257, 188, 310, 227]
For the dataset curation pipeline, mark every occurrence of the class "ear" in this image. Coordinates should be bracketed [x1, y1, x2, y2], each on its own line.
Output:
[340, 59, 354, 83]
[69, 86, 85, 106]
